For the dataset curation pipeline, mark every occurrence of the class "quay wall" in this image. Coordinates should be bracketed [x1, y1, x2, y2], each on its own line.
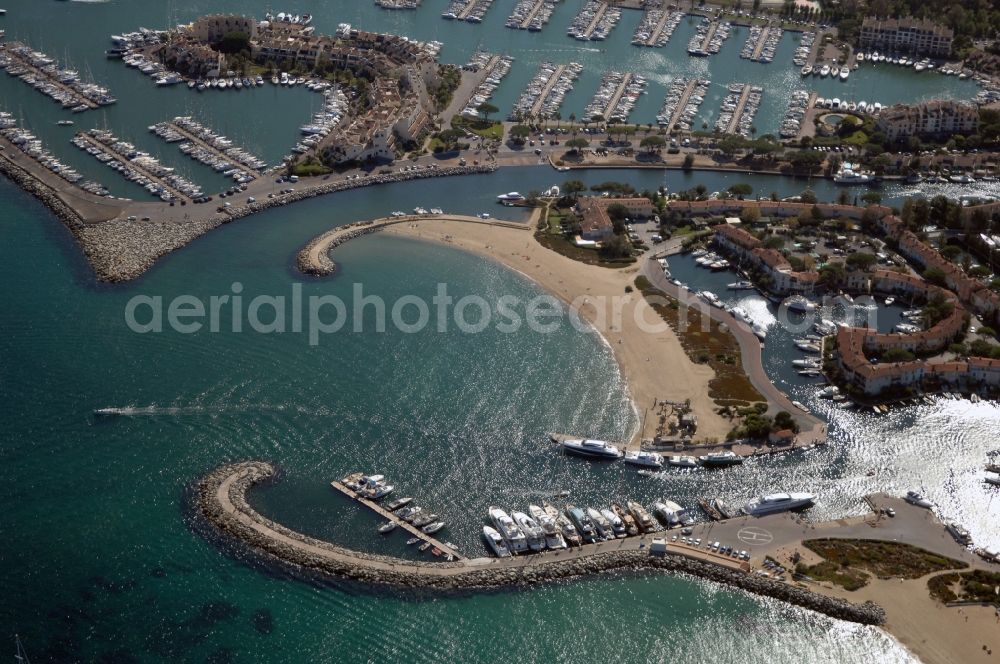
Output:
[195, 461, 886, 626]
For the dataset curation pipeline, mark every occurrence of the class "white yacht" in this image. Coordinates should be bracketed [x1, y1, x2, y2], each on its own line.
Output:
[529, 505, 567, 549]
[587, 507, 614, 540]
[728, 280, 755, 290]
[482, 526, 512, 557]
[833, 164, 872, 185]
[667, 455, 699, 468]
[783, 295, 817, 312]
[653, 500, 682, 527]
[819, 64, 831, 77]
[600, 508, 627, 538]
[546, 504, 582, 546]
[624, 450, 664, 468]
[489, 506, 529, 552]
[562, 438, 623, 459]
[698, 451, 744, 467]
[566, 506, 598, 542]
[904, 491, 934, 509]
[496, 191, 525, 202]
[513, 511, 545, 552]
[742, 492, 815, 516]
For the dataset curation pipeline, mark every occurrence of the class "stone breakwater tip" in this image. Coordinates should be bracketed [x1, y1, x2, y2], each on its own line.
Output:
[194, 461, 886, 626]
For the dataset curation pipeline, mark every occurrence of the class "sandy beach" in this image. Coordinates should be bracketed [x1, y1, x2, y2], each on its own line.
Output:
[380, 215, 733, 445]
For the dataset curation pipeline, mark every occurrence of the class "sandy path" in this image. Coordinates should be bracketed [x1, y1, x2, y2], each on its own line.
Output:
[381, 216, 731, 445]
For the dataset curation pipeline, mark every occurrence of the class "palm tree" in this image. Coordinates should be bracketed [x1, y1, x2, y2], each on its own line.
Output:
[554, 111, 562, 129]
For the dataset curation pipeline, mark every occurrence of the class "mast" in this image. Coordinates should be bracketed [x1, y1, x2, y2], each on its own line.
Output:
[15, 634, 32, 664]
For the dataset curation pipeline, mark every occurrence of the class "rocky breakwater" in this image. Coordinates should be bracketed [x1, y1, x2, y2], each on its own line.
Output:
[2, 154, 494, 282]
[195, 461, 886, 625]
[297, 220, 384, 276]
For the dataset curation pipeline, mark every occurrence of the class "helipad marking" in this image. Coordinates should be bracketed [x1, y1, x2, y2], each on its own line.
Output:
[737, 526, 773, 545]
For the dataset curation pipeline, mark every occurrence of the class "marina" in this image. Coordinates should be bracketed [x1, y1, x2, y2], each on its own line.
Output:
[72, 129, 203, 202]
[740, 24, 782, 63]
[443, 0, 495, 23]
[631, 9, 684, 48]
[657, 77, 708, 132]
[567, 0, 621, 42]
[687, 18, 731, 57]
[715, 82, 762, 137]
[583, 70, 645, 123]
[511, 61, 582, 120]
[150, 116, 266, 184]
[505, 0, 561, 32]
[459, 52, 515, 117]
[0, 42, 114, 112]
[330, 475, 466, 560]
[0, 112, 109, 196]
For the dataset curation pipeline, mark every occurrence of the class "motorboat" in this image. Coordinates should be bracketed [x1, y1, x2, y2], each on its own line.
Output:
[817, 386, 840, 399]
[385, 496, 413, 511]
[653, 500, 682, 528]
[612, 503, 639, 536]
[562, 438, 623, 459]
[600, 508, 628, 538]
[422, 521, 445, 535]
[496, 191, 525, 202]
[667, 455, 699, 468]
[566, 505, 598, 543]
[396, 505, 422, 522]
[412, 513, 439, 528]
[624, 450, 664, 468]
[945, 521, 972, 545]
[546, 503, 582, 546]
[752, 324, 768, 341]
[742, 492, 815, 516]
[698, 451, 744, 467]
[529, 505, 567, 549]
[801, 65, 812, 76]
[626, 501, 658, 533]
[406, 537, 421, 545]
[904, 491, 934, 509]
[819, 64, 830, 77]
[728, 280, 755, 290]
[834, 163, 872, 185]
[378, 521, 397, 534]
[489, 506, 528, 552]
[783, 295, 816, 312]
[587, 507, 615, 540]
[483, 526, 512, 557]
[512, 511, 545, 551]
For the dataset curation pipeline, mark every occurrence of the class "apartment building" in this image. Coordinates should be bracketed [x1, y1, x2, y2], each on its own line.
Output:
[858, 17, 953, 57]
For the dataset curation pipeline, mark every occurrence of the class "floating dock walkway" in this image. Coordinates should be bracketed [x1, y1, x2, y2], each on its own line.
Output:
[1, 43, 99, 111]
[75, 132, 191, 201]
[580, 2, 609, 39]
[663, 79, 698, 133]
[643, 10, 673, 46]
[530, 64, 568, 117]
[162, 121, 261, 181]
[330, 479, 467, 560]
[601, 72, 634, 120]
[725, 85, 752, 135]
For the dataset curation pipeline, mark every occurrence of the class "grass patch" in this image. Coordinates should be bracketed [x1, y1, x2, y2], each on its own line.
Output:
[796, 560, 869, 591]
[803, 539, 967, 581]
[452, 116, 504, 141]
[535, 232, 635, 267]
[291, 162, 332, 177]
[929, 570, 1000, 605]
[634, 276, 763, 407]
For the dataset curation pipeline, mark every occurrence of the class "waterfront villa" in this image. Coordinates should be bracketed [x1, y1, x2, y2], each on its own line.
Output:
[576, 196, 655, 241]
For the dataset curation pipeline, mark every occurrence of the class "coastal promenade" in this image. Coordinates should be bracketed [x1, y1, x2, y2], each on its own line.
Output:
[641, 249, 826, 444]
[196, 460, 895, 624]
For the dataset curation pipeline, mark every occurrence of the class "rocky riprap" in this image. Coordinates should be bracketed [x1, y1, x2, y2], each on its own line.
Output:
[296, 220, 382, 276]
[0, 156, 494, 282]
[195, 461, 886, 626]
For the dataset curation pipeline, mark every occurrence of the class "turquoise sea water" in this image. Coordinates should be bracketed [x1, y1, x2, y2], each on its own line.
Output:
[2, 2, 999, 662]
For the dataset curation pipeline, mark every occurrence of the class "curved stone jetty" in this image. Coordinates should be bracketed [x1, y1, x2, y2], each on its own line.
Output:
[297, 214, 529, 276]
[194, 461, 886, 625]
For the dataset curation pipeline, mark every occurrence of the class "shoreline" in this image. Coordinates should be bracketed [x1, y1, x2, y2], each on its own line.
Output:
[370, 214, 734, 444]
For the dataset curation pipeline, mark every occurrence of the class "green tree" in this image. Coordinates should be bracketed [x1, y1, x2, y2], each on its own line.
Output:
[846, 252, 878, 271]
[728, 183, 753, 199]
[883, 348, 916, 363]
[682, 153, 694, 171]
[639, 135, 666, 153]
[477, 102, 499, 122]
[563, 179, 587, 200]
[565, 137, 589, 154]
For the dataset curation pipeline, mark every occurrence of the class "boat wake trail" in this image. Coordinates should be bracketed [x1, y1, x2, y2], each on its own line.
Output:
[92, 403, 331, 418]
